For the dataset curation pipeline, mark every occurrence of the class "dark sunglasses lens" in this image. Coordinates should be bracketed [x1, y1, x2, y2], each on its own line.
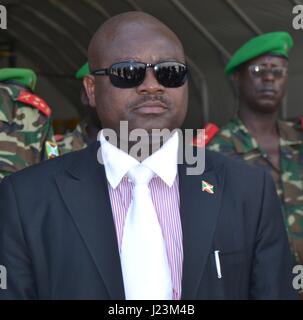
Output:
[109, 62, 146, 88]
[155, 62, 188, 88]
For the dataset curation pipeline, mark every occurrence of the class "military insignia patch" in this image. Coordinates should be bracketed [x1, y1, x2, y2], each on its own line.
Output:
[45, 141, 59, 159]
[192, 123, 219, 147]
[17, 91, 52, 117]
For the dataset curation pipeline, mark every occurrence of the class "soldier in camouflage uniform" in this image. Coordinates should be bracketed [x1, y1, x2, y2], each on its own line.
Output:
[208, 32, 303, 288]
[57, 62, 101, 154]
[0, 68, 58, 181]
[57, 120, 91, 154]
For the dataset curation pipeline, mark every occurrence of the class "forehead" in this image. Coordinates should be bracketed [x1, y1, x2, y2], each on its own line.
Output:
[100, 24, 185, 65]
[246, 54, 288, 67]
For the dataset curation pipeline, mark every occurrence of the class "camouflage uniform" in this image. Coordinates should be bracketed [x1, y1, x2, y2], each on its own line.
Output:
[57, 120, 90, 155]
[57, 62, 94, 155]
[207, 117, 303, 267]
[0, 84, 55, 181]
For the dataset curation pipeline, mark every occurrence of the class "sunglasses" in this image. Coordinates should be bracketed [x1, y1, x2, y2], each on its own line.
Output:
[91, 61, 188, 88]
[248, 65, 288, 79]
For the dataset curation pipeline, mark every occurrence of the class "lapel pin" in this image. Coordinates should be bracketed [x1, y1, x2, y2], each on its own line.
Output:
[202, 180, 214, 194]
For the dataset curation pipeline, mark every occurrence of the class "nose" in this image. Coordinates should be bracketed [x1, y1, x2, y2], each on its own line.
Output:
[262, 70, 275, 82]
[136, 68, 165, 95]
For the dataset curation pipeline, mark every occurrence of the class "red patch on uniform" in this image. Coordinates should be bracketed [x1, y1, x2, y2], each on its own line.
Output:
[16, 91, 52, 117]
[192, 123, 219, 147]
[55, 134, 64, 142]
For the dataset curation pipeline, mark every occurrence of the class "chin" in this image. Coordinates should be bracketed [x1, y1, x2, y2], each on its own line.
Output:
[255, 104, 278, 114]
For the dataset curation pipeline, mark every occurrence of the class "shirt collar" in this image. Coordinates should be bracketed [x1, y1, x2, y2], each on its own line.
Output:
[99, 130, 179, 189]
[142, 131, 179, 187]
[99, 131, 138, 189]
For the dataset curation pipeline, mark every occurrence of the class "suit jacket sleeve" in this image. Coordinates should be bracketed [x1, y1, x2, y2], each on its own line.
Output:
[0, 176, 37, 299]
[250, 171, 298, 299]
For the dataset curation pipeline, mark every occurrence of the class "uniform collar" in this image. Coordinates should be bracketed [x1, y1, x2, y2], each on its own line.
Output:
[229, 117, 259, 154]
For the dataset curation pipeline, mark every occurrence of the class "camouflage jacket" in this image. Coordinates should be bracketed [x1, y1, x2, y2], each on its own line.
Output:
[207, 117, 303, 266]
[0, 84, 55, 181]
[57, 121, 90, 155]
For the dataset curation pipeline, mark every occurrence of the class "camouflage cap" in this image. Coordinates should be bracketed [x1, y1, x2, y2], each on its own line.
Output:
[75, 62, 89, 80]
[0, 68, 37, 91]
[225, 31, 294, 75]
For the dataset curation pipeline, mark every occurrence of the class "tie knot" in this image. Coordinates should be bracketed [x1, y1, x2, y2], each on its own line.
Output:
[128, 165, 154, 185]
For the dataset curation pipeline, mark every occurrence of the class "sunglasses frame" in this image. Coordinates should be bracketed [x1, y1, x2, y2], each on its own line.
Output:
[248, 64, 288, 79]
[91, 60, 188, 88]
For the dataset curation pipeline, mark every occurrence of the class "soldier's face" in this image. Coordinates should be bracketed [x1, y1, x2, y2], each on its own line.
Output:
[84, 24, 188, 136]
[235, 55, 288, 114]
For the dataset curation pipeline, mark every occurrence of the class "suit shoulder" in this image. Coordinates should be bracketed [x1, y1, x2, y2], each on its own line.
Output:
[7, 147, 89, 185]
[205, 150, 271, 208]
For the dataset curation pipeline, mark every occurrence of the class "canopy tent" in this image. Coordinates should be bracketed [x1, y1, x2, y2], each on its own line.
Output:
[0, 0, 302, 130]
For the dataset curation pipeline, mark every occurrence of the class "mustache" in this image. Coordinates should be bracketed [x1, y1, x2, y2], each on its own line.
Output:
[127, 95, 172, 110]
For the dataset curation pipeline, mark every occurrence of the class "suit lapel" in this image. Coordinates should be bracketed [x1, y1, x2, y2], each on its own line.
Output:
[179, 153, 225, 299]
[55, 142, 125, 299]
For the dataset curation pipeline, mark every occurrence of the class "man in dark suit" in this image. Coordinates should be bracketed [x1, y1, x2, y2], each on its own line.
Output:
[0, 12, 298, 299]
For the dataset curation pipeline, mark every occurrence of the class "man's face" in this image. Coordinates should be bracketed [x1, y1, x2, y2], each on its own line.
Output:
[85, 25, 188, 136]
[235, 55, 288, 113]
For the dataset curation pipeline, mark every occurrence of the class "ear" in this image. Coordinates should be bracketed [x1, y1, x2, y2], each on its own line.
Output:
[80, 86, 90, 107]
[83, 75, 96, 108]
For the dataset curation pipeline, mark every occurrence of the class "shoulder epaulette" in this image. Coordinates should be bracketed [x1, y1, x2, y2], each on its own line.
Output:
[204, 123, 219, 145]
[16, 91, 52, 117]
[192, 123, 219, 147]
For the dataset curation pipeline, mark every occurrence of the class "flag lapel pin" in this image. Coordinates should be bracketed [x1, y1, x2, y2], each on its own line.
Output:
[202, 180, 214, 194]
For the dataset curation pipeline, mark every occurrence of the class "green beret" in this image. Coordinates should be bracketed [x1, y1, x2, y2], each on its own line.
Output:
[0, 68, 37, 91]
[75, 62, 89, 80]
[225, 32, 294, 75]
